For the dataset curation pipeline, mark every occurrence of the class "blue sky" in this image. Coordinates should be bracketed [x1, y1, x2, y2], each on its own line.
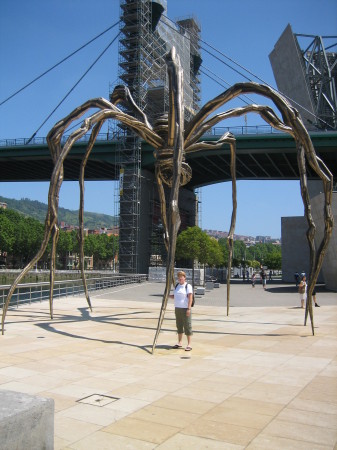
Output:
[0, 0, 336, 238]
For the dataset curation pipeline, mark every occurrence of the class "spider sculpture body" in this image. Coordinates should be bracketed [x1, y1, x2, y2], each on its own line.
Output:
[1, 48, 333, 351]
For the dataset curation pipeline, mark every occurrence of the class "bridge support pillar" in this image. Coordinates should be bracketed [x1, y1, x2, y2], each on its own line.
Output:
[281, 180, 337, 291]
[120, 169, 197, 275]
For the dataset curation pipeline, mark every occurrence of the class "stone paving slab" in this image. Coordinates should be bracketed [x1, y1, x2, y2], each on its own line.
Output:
[0, 281, 336, 449]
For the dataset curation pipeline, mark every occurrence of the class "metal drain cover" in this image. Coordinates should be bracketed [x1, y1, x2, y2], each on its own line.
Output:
[77, 394, 120, 407]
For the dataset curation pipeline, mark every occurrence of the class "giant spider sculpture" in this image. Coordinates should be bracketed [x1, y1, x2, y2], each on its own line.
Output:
[1, 48, 333, 351]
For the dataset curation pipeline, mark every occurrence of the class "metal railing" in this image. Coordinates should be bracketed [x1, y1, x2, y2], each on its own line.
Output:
[211, 125, 284, 136]
[0, 125, 286, 148]
[1, 125, 334, 148]
[0, 132, 121, 148]
[0, 273, 147, 310]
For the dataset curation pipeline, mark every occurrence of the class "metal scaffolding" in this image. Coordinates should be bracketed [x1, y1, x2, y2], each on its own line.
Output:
[112, 0, 202, 273]
[270, 25, 336, 131]
[295, 33, 337, 130]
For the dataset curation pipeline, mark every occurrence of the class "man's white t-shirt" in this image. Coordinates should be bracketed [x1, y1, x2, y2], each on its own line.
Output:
[174, 282, 193, 308]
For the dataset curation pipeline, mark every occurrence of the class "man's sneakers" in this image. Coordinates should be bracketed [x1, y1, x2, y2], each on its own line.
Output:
[315, 303, 320, 307]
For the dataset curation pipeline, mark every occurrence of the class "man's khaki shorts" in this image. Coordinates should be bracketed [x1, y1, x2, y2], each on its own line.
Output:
[175, 307, 193, 335]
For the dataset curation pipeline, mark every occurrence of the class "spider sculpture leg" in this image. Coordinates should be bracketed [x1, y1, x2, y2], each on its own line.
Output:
[184, 82, 333, 334]
[45, 122, 98, 318]
[184, 132, 238, 316]
[225, 137, 237, 317]
[152, 48, 184, 353]
[1, 157, 63, 332]
[48, 105, 162, 318]
[78, 122, 105, 312]
[1, 96, 163, 334]
[1, 230, 55, 334]
[1, 127, 66, 332]
[1, 103, 111, 331]
[75, 86, 158, 316]
[151, 162, 182, 353]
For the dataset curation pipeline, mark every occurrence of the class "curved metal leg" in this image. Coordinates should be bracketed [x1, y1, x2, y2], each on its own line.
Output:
[49, 224, 60, 320]
[297, 145, 315, 334]
[1, 242, 51, 334]
[304, 176, 334, 330]
[226, 139, 237, 316]
[78, 123, 103, 312]
[151, 174, 182, 353]
[2, 132, 83, 332]
[1, 176, 61, 332]
[155, 166, 169, 251]
[47, 164, 65, 320]
[152, 48, 184, 353]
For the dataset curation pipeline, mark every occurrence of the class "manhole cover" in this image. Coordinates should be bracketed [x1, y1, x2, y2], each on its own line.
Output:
[77, 394, 120, 407]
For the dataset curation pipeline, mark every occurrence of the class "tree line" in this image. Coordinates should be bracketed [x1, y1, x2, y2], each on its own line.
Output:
[0, 208, 280, 272]
[176, 226, 281, 270]
[0, 208, 118, 269]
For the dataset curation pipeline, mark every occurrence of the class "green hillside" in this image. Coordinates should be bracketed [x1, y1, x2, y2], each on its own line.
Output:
[0, 196, 118, 229]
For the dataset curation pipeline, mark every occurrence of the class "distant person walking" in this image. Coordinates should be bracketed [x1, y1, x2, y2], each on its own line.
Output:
[298, 275, 307, 308]
[260, 267, 267, 290]
[269, 270, 272, 281]
[312, 286, 320, 307]
[294, 272, 300, 287]
[251, 273, 256, 288]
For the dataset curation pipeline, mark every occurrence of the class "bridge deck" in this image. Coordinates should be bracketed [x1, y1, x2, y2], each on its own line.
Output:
[1, 128, 336, 187]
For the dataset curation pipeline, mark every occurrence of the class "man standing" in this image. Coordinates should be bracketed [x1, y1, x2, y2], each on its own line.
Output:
[170, 271, 193, 351]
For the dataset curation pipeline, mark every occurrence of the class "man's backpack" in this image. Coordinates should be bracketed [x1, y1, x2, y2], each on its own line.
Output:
[175, 283, 195, 307]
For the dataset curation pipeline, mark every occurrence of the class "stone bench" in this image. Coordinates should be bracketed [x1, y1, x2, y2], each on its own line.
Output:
[0, 390, 54, 450]
[214, 282, 220, 288]
[205, 281, 214, 290]
[196, 287, 205, 295]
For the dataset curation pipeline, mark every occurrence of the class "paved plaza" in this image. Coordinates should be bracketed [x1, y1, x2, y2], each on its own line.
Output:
[0, 281, 336, 449]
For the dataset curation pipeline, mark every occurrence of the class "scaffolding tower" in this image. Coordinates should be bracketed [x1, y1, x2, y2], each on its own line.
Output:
[112, 0, 201, 273]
